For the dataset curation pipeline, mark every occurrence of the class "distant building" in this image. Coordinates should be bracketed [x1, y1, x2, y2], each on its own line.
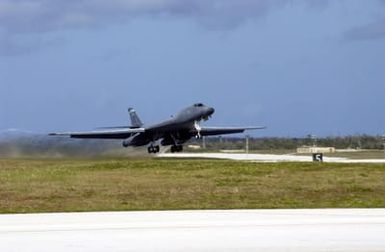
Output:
[297, 146, 335, 154]
[187, 145, 201, 150]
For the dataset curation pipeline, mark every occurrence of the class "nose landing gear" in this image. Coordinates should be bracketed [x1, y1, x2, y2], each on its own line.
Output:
[147, 145, 160, 154]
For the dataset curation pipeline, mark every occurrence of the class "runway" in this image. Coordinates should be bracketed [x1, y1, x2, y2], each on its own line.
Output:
[0, 209, 385, 251]
[158, 152, 385, 163]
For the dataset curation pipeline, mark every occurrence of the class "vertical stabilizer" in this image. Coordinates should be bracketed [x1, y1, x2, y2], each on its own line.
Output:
[128, 108, 143, 128]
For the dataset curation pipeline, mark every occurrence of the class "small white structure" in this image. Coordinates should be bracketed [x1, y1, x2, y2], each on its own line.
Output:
[297, 146, 335, 154]
[187, 145, 201, 150]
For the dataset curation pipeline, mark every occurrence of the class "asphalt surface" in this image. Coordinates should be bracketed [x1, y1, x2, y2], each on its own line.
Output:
[0, 209, 384, 251]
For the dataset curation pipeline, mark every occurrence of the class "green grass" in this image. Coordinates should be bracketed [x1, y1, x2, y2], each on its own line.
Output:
[326, 150, 385, 159]
[0, 158, 385, 213]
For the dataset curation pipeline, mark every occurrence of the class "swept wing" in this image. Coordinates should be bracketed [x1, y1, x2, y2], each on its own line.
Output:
[198, 126, 266, 136]
[49, 128, 145, 139]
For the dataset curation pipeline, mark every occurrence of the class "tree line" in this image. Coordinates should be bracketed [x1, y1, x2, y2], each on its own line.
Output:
[195, 135, 385, 150]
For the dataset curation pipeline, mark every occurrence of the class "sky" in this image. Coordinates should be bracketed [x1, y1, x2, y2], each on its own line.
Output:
[0, 0, 384, 137]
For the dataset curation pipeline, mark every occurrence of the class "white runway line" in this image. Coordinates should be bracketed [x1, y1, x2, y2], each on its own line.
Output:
[158, 152, 385, 163]
[0, 209, 385, 251]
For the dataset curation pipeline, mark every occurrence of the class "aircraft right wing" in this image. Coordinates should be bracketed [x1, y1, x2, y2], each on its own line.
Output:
[198, 126, 266, 136]
[49, 128, 145, 139]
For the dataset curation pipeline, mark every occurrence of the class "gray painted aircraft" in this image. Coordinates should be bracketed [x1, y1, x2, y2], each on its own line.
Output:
[50, 103, 266, 153]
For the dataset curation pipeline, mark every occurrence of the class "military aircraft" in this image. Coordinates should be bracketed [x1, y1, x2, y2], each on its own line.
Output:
[50, 103, 265, 153]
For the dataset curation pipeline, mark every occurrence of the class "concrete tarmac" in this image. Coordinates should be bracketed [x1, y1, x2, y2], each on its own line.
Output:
[158, 152, 385, 163]
[0, 209, 384, 251]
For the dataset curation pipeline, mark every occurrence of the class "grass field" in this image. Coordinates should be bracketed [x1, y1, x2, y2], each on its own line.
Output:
[0, 158, 385, 213]
[327, 150, 385, 159]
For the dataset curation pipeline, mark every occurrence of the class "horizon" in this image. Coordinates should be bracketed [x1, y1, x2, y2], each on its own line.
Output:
[0, 127, 384, 139]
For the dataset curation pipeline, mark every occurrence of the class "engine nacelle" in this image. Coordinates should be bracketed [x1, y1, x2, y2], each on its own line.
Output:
[161, 136, 189, 146]
[122, 136, 135, 147]
[160, 138, 174, 146]
[122, 133, 149, 147]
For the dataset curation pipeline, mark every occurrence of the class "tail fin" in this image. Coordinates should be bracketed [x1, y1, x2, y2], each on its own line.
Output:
[128, 108, 143, 128]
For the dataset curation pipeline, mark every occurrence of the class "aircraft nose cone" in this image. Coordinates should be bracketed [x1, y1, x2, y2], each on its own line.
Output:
[208, 107, 215, 115]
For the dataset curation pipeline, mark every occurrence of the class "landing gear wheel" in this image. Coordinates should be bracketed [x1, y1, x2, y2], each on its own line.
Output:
[148, 145, 160, 154]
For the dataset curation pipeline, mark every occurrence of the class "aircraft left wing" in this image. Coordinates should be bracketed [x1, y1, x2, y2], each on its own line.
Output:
[49, 128, 145, 139]
[198, 126, 266, 136]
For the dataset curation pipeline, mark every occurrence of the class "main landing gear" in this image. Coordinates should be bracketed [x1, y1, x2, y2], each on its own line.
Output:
[170, 145, 183, 153]
[147, 145, 160, 154]
[147, 145, 183, 154]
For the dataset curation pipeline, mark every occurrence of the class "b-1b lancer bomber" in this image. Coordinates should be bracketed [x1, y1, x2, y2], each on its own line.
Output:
[50, 103, 265, 153]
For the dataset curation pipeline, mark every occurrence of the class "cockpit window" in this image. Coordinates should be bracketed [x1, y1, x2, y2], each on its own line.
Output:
[194, 103, 204, 107]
